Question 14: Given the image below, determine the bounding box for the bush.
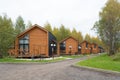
[0,53,3,58]
[113,53,120,61]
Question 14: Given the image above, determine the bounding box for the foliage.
[113,52,120,61]
[71,28,83,43]
[26,20,32,29]
[44,22,52,33]
[91,36,104,47]
[84,33,91,42]
[0,15,15,56]
[59,24,71,41]
[15,16,26,35]
[45,24,84,42]
[93,0,120,55]
[76,54,120,72]
[77,31,83,43]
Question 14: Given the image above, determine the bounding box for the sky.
[0,0,107,37]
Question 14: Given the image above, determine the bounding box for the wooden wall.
[14,27,49,57]
[59,37,78,55]
[65,38,78,54]
[80,41,91,54]
[91,43,99,54]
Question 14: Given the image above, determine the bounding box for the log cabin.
[91,43,99,54]
[58,36,78,55]
[10,24,57,58]
[80,41,91,54]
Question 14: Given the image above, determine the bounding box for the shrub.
[113,52,120,61]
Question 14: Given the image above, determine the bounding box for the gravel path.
[0,55,120,80]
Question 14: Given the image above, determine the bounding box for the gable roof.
[80,40,91,45]
[91,42,98,45]
[59,36,78,43]
[17,24,48,38]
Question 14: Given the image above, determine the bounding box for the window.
[19,34,29,53]
[86,43,88,48]
[94,44,96,48]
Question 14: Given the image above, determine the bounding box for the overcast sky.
[0,0,107,36]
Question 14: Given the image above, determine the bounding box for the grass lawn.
[62,55,83,59]
[0,55,83,63]
[76,54,120,72]
[0,57,66,63]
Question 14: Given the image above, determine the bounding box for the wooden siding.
[59,36,78,55]
[91,43,99,54]
[29,27,48,57]
[80,41,91,54]
[13,25,49,57]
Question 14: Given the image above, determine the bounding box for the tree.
[15,16,25,35]
[93,0,120,55]
[71,28,78,39]
[53,27,60,41]
[0,15,15,56]
[77,31,83,43]
[84,33,91,42]
[26,20,32,29]
[91,36,104,46]
[44,22,52,32]
[59,24,71,41]
[71,28,83,43]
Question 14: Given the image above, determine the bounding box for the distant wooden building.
[91,43,99,54]
[98,46,104,53]
[10,24,57,57]
[58,36,78,55]
[80,41,91,54]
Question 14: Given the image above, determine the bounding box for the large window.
[60,41,66,50]
[19,34,29,53]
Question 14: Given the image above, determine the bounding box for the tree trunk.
[109,36,115,56]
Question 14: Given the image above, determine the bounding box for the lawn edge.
[71,65,120,76]
[0,58,73,64]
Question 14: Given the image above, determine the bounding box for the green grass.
[76,54,120,72]
[62,55,83,59]
[0,57,66,63]
[0,55,83,63]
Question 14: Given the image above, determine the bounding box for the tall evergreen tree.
[77,31,83,43]
[44,22,52,32]
[71,28,78,39]
[59,24,70,41]
[15,16,25,35]
[26,20,32,29]
[84,33,91,42]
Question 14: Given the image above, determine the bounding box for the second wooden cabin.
[91,43,99,54]
[80,41,91,54]
[58,36,78,55]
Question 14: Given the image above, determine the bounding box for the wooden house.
[11,24,57,57]
[80,41,91,54]
[58,36,78,55]
[98,46,104,53]
[91,43,99,54]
